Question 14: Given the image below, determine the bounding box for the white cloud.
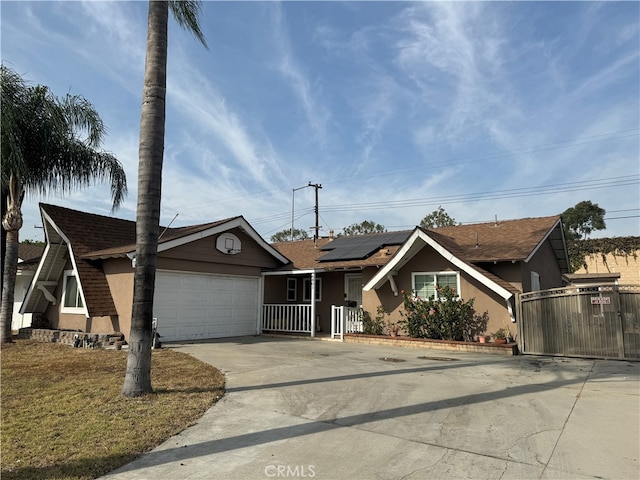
[165,61,287,192]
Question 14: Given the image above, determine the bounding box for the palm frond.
[169,0,208,49]
[1,65,127,211]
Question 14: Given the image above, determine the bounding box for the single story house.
[20,203,288,342]
[19,203,569,343]
[266,216,569,337]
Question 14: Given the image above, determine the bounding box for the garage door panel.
[159,326,178,339]
[177,325,208,338]
[206,323,232,335]
[154,272,259,342]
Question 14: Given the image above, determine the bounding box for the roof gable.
[363,228,517,300]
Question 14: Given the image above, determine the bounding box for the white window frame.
[286,278,297,302]
[411,272,460,300]
[303,277,322,302]
[61,270,84,314]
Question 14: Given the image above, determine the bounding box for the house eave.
[524,218,570,273]
[262,269,325,276]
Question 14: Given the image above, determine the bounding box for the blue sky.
[2,1,639,242]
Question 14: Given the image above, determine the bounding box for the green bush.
[399,287,488,341]
[361,308,385,335]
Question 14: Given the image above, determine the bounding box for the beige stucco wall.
[479,262,523,293]
[575,251,640,285]
[159,228,282,273]
[362,244,512,336]
[103,257,134,336]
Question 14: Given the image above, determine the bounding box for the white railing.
[331,306,363,340]
[262,304,312,333]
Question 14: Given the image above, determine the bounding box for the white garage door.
[154,271,260,342]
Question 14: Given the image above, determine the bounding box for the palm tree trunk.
[122,0,169,397]
[0,176,24,345]
[1,191,6,315]
[0,229,19,344]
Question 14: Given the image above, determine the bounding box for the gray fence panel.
[518,285,640,360]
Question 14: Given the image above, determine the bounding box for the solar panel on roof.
[318,231,411,262]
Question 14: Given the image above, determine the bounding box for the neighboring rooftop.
[18,243,45,271]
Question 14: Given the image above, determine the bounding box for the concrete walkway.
[103,336,639,480]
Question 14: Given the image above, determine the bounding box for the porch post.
[310,270,316,337]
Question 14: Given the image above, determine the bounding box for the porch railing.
[262,304,312,333]
[331,306,363,340]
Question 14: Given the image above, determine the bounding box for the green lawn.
[1,340,225,480]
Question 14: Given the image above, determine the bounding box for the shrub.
[361,308,384,335]
[399,287,488,341]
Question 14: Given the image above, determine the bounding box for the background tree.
[0,66,127,345]
[123,0,207,397]
[420,206,458,229]
[561,200,606,241]
[340,220,386,237]
[271,228,309,243]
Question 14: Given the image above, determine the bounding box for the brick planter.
[344,333,519,355]
[18,328,125,348]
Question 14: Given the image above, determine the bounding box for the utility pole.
[308,182,322,243]
[291,183,312,241]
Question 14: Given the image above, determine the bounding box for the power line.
[165,128,639,217]
[320,175,639,213]
[604,215,640,221]
[250,175,638,223]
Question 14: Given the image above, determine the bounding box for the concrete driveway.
[103,336,639,480]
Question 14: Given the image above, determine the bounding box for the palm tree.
[122,1,207,397]
[0,65,128,344]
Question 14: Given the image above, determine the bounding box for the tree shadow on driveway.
[107,360,596,475]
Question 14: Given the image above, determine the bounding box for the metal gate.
[517,285,640,360]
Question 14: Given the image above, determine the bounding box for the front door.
[345,274,363,308]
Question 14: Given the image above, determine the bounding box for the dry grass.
[1,340,225,480]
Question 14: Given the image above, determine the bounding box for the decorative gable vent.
[216,232,242,255]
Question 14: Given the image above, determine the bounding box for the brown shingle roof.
[273,237,403,270]
[274,216,563,278]
[427,215,562,262]
[83,218,238,259]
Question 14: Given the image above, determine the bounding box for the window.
[531,271,540,292]
[61,270,84,313]
[303,278,322,302]
[287,278,297,302]
[412,272,460,300]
